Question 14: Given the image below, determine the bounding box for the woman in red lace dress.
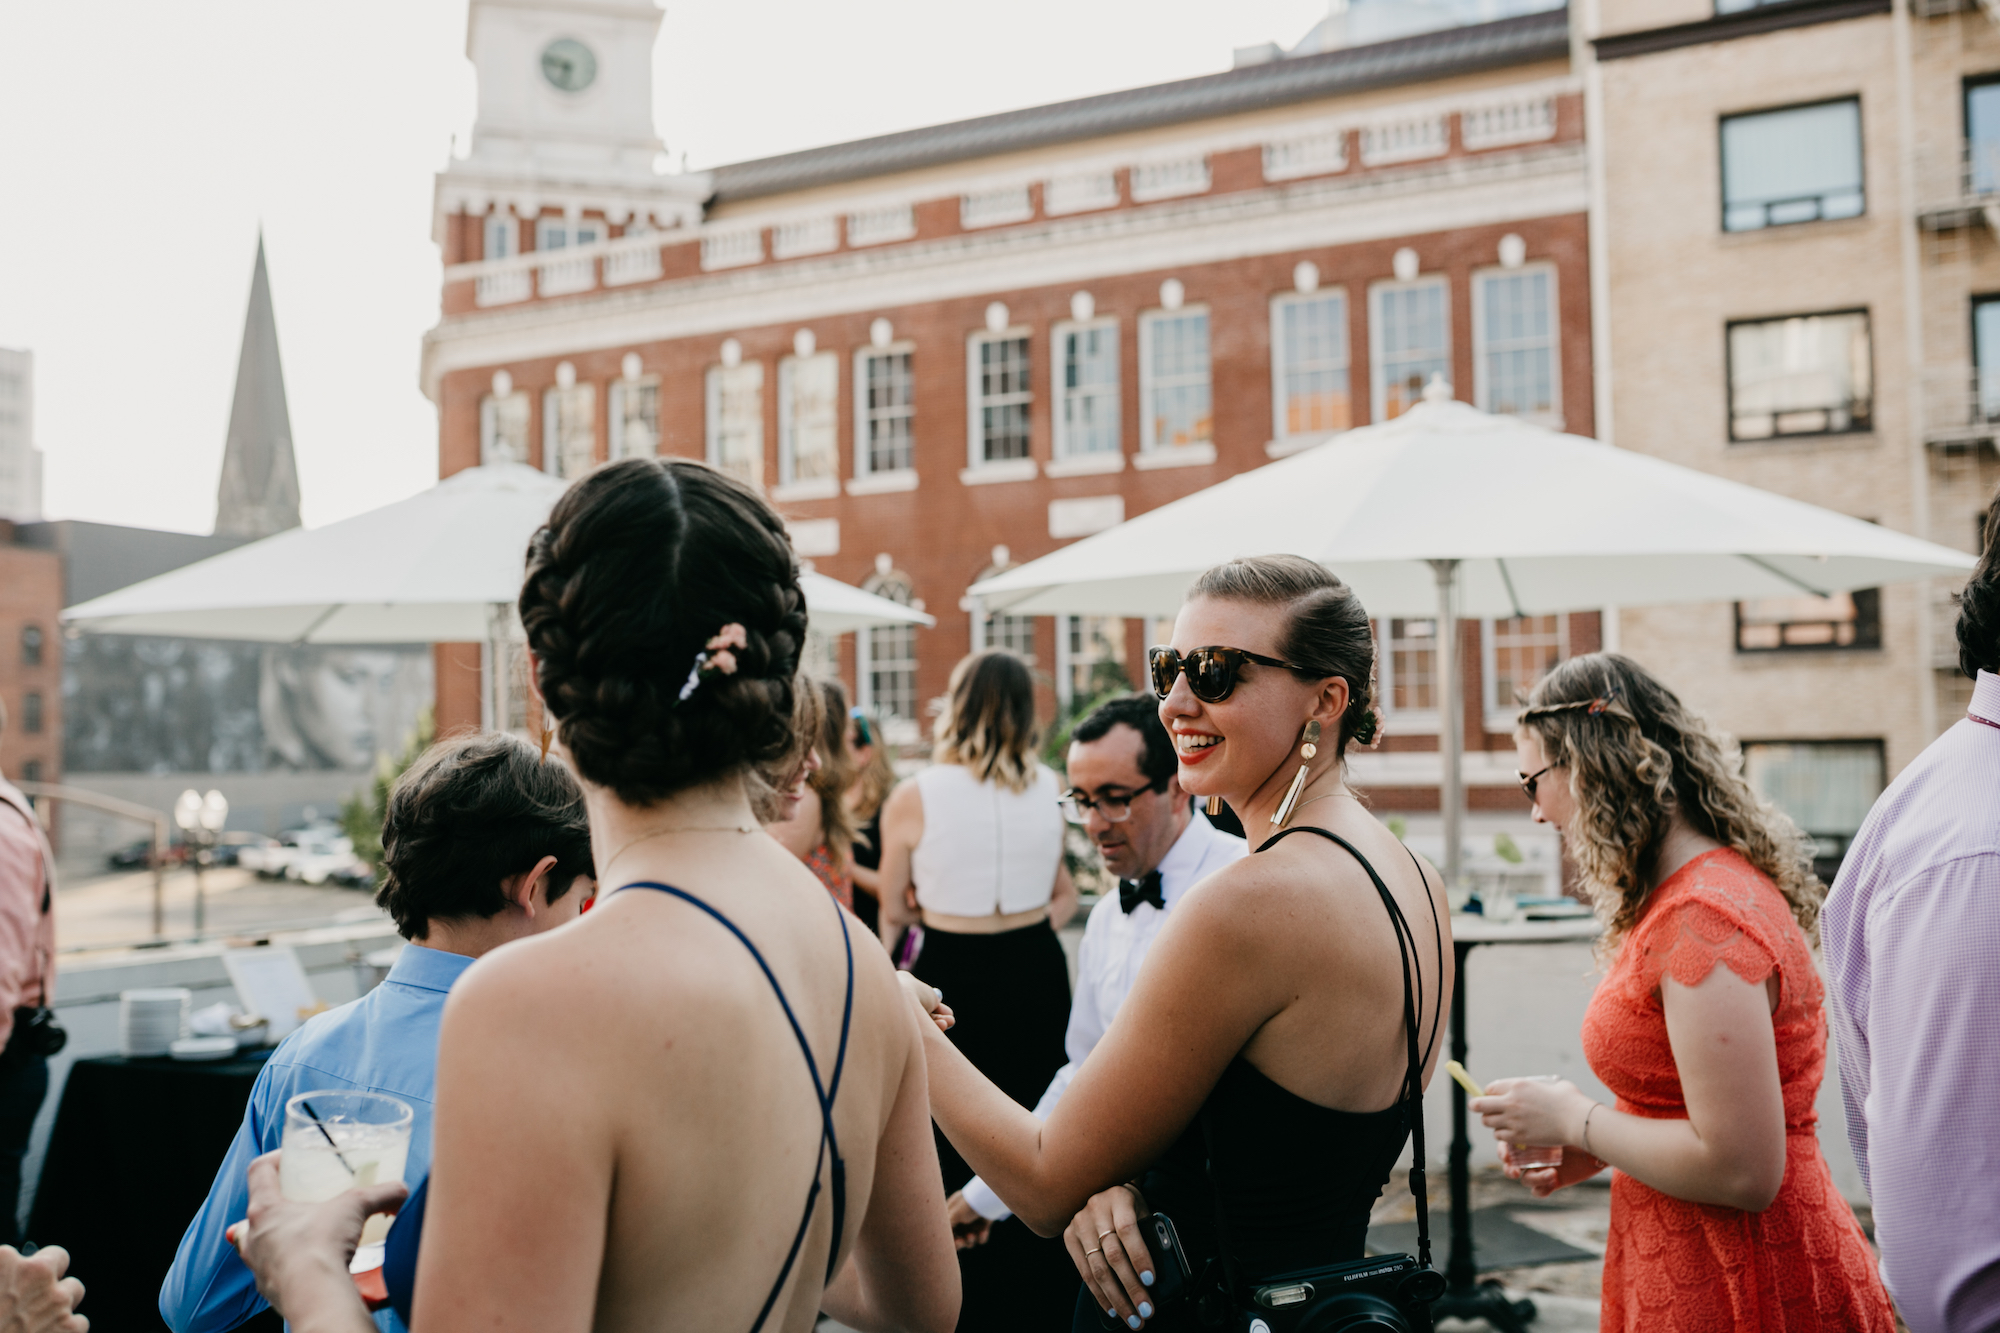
[1472,654,1893,1332]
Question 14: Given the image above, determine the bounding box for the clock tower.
[434,0,706,249]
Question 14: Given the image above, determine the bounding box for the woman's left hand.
[1063,1184,1154,1330]
[895,971,954,1032]
[226,1151,407,1325]
[1470,1076,1591,1151]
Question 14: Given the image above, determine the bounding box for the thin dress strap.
[618,881,856,1332]
[1252,824,1443,1271]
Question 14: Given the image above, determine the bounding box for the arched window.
[20,625,41,667]
[859,565,918,743]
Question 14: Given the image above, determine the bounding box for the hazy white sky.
[0,0,1327,533]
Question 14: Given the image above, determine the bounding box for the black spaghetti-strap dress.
[1072,827,1442,1332]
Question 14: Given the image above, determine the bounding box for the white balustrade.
[1045,172,1120,215]
[1361,115,1448,166]
[1263,130,1349,181]
[1461,97,1558,150]
[604,241,663,286]
[847,204,916,246]
[701,228,765,271]
[961,186,1034,229]
[773,216,839,258]
[1130,156,1211,202]
[538,253,596,297]
[475,270,533,307]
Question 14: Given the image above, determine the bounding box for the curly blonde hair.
[1517,653,1821,952]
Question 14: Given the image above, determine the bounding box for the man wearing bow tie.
[951,693,1247,1239]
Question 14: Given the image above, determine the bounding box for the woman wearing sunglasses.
[1471,654,1893,1332]
[901,555,1450,1331]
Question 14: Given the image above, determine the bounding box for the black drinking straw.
[296,1098,359,1179]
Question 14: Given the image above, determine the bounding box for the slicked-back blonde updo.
[1518,652,1821,952]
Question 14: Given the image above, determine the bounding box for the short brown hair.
[375,732,594,940]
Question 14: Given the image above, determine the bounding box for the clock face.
[540,37,597,93]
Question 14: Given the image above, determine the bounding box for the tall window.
[858,347,915,476]
[986,613,1036,661]
[1720,99,1864,233]
[1485,615,1566,717]
[1271,291,1350,446]
[1378,619,1440,716]
[543,383,596,479]
[479,391,529,466]
[1736,590,1881,651]
[20,625,41,667]
[1056,321,1121,459]
[1060,615,1127,706]
[535,217,604,250]
[1371,278,1450,422]
[607,377,659,460]
[483,214,516,261]
[1968,78,2000,196]
[1977,296,2000,421]
[1474,267,1559,424]
[1742,740,1883,877]
[779,352,839,488]
[1727,310,1872,440]
[21,693,41,734]
[706,361,765,488]
[1140,310,1212,452]
[859,570,919,741]
[970,333,1032,465]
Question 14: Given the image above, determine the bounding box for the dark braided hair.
[519,458,809,806]
[1957,486,2000,678]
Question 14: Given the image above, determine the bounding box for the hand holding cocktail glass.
[226,1091,413,1315]
[1461,1062,1606,1193]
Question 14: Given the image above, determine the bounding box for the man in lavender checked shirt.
[949,695,1246,1239]
[1823,493,2000,1333]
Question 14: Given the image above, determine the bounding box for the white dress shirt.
[961,810,1249,1221]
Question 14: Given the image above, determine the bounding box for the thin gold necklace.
[1277,790,1353,827]
[599,822,759,881]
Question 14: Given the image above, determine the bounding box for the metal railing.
[1919,140,2000,226]
[1919,366,2000,445]
[16,782,171,937]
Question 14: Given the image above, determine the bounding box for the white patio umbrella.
[971,382,1976,882]
[63,463,934,726]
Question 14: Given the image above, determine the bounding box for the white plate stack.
[120,988,192,1058]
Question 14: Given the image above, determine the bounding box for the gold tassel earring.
[539,724,555,764]
[1270,720,1321,829]
[1205,796,1224,817]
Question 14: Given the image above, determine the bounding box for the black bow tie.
[1119,870,1165,915]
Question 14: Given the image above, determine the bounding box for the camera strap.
[1200,826,1444,1293]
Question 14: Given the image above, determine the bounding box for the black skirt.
[912,920,1078,1333]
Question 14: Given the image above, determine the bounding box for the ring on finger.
[1098,1228,1117,1240]
[1085,1246,1102,1257]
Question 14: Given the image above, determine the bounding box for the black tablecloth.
[30,1052,284,1333]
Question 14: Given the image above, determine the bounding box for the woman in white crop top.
[878,650,1079,1332]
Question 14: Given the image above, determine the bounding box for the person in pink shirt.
[0,703,58,1251]
[1823,488,2000,1333]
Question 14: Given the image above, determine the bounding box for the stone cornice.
[419,140,1587,400]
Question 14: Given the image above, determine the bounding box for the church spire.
[214,232,302,538]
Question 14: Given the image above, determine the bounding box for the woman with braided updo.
[1472,652,1893,1332]
[224,458,959,1333]
[898,556,1452,1332]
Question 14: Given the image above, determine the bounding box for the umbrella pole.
[487,603,509,735]
[1429,559,1463,890]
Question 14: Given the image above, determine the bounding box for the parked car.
[106,839,187,871]
[209,831,278,868]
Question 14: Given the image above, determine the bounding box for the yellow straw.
[1445,1060,1484,1098]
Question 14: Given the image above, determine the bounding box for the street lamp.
[174,788,229,940]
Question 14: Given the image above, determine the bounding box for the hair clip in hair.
[1585,687,1620,716]
[677,623,750,704]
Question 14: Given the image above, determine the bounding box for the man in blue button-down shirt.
[161,733,596,1333]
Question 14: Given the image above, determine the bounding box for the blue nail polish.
[1128,1318,1143,1330]
[1139,1302,1155,1319]
[1141,1270,1155,1287]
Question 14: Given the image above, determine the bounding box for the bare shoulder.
[884,777,923,818]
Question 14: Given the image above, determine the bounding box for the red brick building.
[0,525,62,790]
[422,0,1594,831]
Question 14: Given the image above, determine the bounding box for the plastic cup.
[1508,1144,1564,1170]
[280,1090,412,1272]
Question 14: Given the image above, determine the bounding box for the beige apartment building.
[1588,0,1999,874]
